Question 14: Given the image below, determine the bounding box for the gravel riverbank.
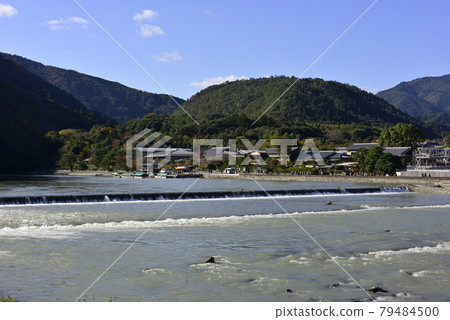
[203,173,450,194]
[54,170,450,194]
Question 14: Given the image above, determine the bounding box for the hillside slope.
[2,53,185,123]
[182,76,424,128]
[0,55,108,173]
[377,74,450,116]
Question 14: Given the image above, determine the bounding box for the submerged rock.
[395,292,409,298]
[367,286,389,293]
[204,257,216,264]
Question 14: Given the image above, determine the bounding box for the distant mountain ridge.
[1,52,185,123]
[376,74,450,116]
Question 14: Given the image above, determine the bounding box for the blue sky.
[1,0,449,99]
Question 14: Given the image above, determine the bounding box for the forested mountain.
[1,52,185,123]
[181,76,423,128]
[377,74,450,116]
[0,55,108,173]
[117,77,440,152]
[417,112,450,133]
[1,49,445,174]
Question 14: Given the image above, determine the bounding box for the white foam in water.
[374,291,418,301]
[362,204,450,210]
[0,225,79,239]
[142,268,169,274]
[247,276,281,286]
[411,270,429,277]
[399,269,444,278]
[289,256,312,265]
[368,241,450,258]
[190,259,249,276]
[0,250,12,256]
[0,207,373,237]
[0,203,447,237]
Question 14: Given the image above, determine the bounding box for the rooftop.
[347,143,378,151]
[383,147,412,157]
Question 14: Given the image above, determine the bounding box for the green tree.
[364,146,384,173]
[353,148,368,172]
[265,157,279,172]
[59,152,76,171]
[375,153,401,175]
[351,127,376,142]
[380,123,424,147]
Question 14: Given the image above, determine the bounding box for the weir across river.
[0,187,408,205]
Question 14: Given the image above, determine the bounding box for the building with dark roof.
[347,143,378,153]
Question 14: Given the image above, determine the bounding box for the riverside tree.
[364,146,384,173]
[375,153,401,175]
[380,123,424,147]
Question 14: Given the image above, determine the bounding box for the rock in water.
[395,292,409,298]
[367,286,389,293]
[205,257,216,264]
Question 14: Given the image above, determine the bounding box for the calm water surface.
[0,175,449,301]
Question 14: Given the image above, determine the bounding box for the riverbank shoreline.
[203,172,449,184]
[53,170,450,194]
[204,173,450,194]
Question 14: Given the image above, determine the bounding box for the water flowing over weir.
[0,187,408,205]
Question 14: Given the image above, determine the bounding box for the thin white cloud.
[190,75,248,89]
[45,17,88,30]
[67,17,88,24]
[139,24,165,38]
[152,50,182,62]
[203,9,214,16]
[133,9,158,22]
[0,3,18,17]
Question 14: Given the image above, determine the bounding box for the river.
[0,175,448,301]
